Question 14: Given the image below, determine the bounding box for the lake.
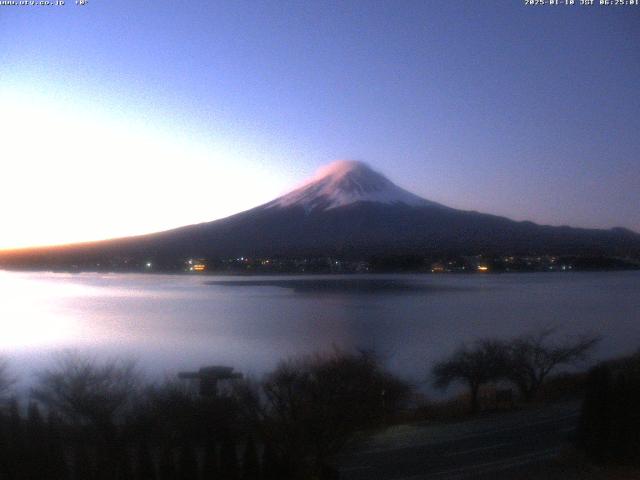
[1,270,639,393]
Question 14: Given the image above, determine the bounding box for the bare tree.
[31,352,140,433]
[505,329,600,402]
[432,340,508,414]
[261,349,409,478]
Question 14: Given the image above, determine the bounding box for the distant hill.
[1,160,639,270]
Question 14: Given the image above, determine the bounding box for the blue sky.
[1,1,639,247]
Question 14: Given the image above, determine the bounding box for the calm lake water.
[1,270,639,392]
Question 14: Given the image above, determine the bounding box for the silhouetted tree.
[135,440,157,480]
[578,364,612,462]
[32,353,140,437]
[134,380,209,447]
[609,357,640,462]
[0,358,14,403]
[219,433,239,480]
[177,442,198,480]
[260,442,282,480]
[241,436,260,480]
[158,446,177,480]
[26,402,48,479]
[433,340,508,414]
[72,443,95,480]
[262,349,409,477]
[32,354,144,479]
[5,398,25,479]
[115,447,134,480]
[578,352,640,464]
[505,329,600,402]
[7,398,22,441]
[46,412,68,480]
[200,440,219,480]
[0,415,9,480]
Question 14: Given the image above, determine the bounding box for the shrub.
[578,351,640,464]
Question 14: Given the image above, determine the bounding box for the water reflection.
[1,271,639,391]
[0,271,82,349]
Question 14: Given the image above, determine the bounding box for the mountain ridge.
[0,160,639,270]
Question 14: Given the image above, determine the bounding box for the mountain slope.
[1,160,639,269]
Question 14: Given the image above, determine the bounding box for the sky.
[1,1,639,249]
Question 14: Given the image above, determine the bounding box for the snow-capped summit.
[267,160,441,212]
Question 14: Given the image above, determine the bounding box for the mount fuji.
[1,160,639,270]
[264,160,441,212]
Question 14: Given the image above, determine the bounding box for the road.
[336,401,581,480]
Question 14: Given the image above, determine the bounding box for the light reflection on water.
[1,270,639,392]
[0,271,84,349]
